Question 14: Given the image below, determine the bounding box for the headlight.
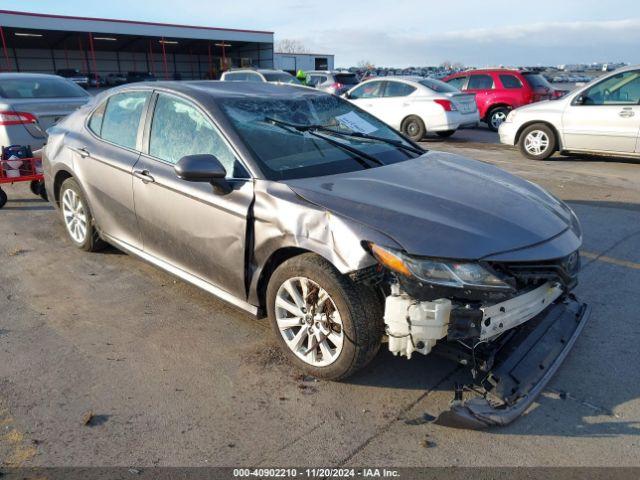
[504,111,516,123]
[368,243,511,290]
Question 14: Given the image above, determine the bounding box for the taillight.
[433,99,457,112]
[0,111,38,126]
[332,82,344,90]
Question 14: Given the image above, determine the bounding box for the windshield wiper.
[320,129,425,156]
[264,117,384,168]
[264,117,424,156]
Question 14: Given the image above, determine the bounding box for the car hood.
[284,151,577,260]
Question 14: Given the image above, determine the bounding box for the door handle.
[69,146,90,158]
[619,109,635,118]
[133,169,155,183]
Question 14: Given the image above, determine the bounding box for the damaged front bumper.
[434,296,590,429]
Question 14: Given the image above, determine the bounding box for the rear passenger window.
[149,93,248,178]
[446,76,467,90]
[467,75,494,90]
[246,73,263,82]
[384,81,416,97]
[500,74,523,89]
[100,91,150,150]
[224,72,246,81]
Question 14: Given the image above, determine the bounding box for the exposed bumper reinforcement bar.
[434,297,590,429]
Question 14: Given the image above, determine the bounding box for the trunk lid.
[7,97,89,137]
[447,92,477,114]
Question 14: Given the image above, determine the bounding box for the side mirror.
[342,91,350,99]
[174,154,231,194]
[573,94,586,105]
[175,154,226,181]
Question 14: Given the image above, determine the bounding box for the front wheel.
[266,253,383,380]
[487,106,510,131]
[518,124,556,160]
[401,115,426,142]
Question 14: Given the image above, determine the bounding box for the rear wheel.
[436,130,456,138]
[401,115,426,142]
[59,178,105,252]
[267,253,383,380]
[487,106,510,131]
[0,188,6,209]
[518,124,556,160]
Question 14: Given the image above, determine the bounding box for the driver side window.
[149,94,248,178]
[580,70,640,105]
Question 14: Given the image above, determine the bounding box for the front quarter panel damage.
[247,180,399,306]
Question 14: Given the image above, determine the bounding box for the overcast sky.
[3,0,640,67]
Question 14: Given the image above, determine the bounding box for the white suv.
[499,65,640,160]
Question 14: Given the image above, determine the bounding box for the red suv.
[443,69,565,131]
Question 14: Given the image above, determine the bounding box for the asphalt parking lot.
[1,127,639,468]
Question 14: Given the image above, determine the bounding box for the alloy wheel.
[406,121,420,137]
[490,110,508,129]
[62,188,88,244]
[275,277,344,367]
[524,130,550,156]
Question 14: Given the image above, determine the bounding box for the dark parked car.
[43,81,588,428]
[56,68,89,88]
[126,71,157,83]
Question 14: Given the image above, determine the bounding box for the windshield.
[219,94,419,180]
[419,78,459,93]
[522,73,553,90]
[263,73,301,84]
[334,73,359,85]
[0,77,89,99]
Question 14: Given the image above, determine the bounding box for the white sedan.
[344,76,479,141]
[499,65,640,160]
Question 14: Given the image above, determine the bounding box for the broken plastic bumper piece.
[434,296,590,429]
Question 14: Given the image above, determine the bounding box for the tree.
[276,39,310,54]
[357,60,375,70]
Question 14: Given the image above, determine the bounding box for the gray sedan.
[0,73,90,151]
[43,81,589,428]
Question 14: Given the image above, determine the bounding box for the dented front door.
[132,154,253,299]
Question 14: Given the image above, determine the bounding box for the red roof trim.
[274,52,334,57]
[0,10,274,35]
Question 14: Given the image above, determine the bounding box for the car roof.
[451,68,521,76]
[224,69,289,74]
[0,72,74,79]
[106,80,323,101]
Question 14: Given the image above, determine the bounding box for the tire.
[30,180,48,201]
[436,130,456,138]
[487,106,510,131]
[0,188,6,209]
[266,253,384,380]
[401,115,426,142]
[518,123,557,160]
[59,178,105,252]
